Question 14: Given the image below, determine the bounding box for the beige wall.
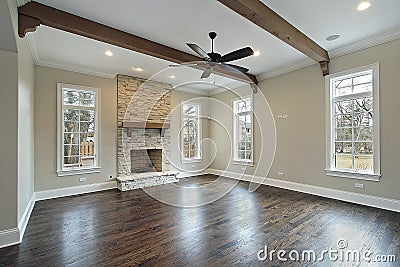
[209,86,276,177]
[169,90,211,173]
[0,50,19,231]
[210,39,400,200]
[34,66,117,191]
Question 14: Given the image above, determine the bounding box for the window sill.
[57,167,101,177]
[233,160,254,167]
[182,158,202,164]
[325,169,380,182]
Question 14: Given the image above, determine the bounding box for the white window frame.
[57,83,101,176]
[181,102,201,162]
[325,63,380,181]
[233,95,254,165]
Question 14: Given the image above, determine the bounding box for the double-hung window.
[233,96,253,164]
[181,103,201,161]
[326,64,380,180]
[57,83,100,176]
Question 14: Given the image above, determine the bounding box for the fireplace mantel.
[122,121,170,129]
[122,121,170,137]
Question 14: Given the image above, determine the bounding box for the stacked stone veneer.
[117,75,173,179]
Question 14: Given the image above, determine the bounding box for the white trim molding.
[257,26,400,82]
[18,195,35,241]
[17,0,31,7]
[35,181,117,201]
[325,63,380,181]
[0,195,35,248]
[176,170,208,179]
[329,27,400,59]
[257,58,315,81]
[0,228,20,249]
[207,169,400,213]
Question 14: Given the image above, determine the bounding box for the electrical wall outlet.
[79,177,87,182]
[355,183,364,189]
[278,172,284,177]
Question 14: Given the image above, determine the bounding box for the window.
[233,96,253,163]
[326,64,380,180]
[57,83,100,176]
[181,103,201,161]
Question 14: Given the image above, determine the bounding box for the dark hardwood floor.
[0,175,399,266]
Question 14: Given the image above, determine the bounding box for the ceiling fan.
[172,32,254,79]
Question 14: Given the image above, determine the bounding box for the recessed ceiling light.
[326,34,340,41]
[169,75,176,79]
[357,1,371,11]
[253,50,261,57]
[105,50,113,57]
[134,67,143,72]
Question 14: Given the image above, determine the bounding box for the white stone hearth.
[117,171,179,191]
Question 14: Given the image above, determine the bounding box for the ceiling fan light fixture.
[357,1,371,11]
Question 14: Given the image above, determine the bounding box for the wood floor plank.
[0,175,398,266]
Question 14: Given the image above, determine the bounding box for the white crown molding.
[256,58,315,81]
[27,32,116,79]
[35,59,117,79]
[329,26,400,59]
[173,86,210,96]
[208,87,227,96]
[257,26,400,82]
[26,32,40,63]
[206,169,400,213]
[27,24,400,86]
[208,81,251,96]
[17,0,31,7]
[35,181,117,201]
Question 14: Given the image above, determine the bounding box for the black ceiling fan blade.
[187,43,210,59]
[201,66,214,79]
[224,63,249,73]
[220,47,254,63]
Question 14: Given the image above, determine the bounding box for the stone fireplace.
[116,75,178,191]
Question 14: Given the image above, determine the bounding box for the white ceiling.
[26,0,400,91]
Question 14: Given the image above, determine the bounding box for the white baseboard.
[18,195,35,241]
[0,195,35,249]
[177,170,209,179]
[35,180,117,201]
[0,228,20,249]
[207,169,400,213]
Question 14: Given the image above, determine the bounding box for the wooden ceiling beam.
[217,0,330,76]
[18,1,258,85]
